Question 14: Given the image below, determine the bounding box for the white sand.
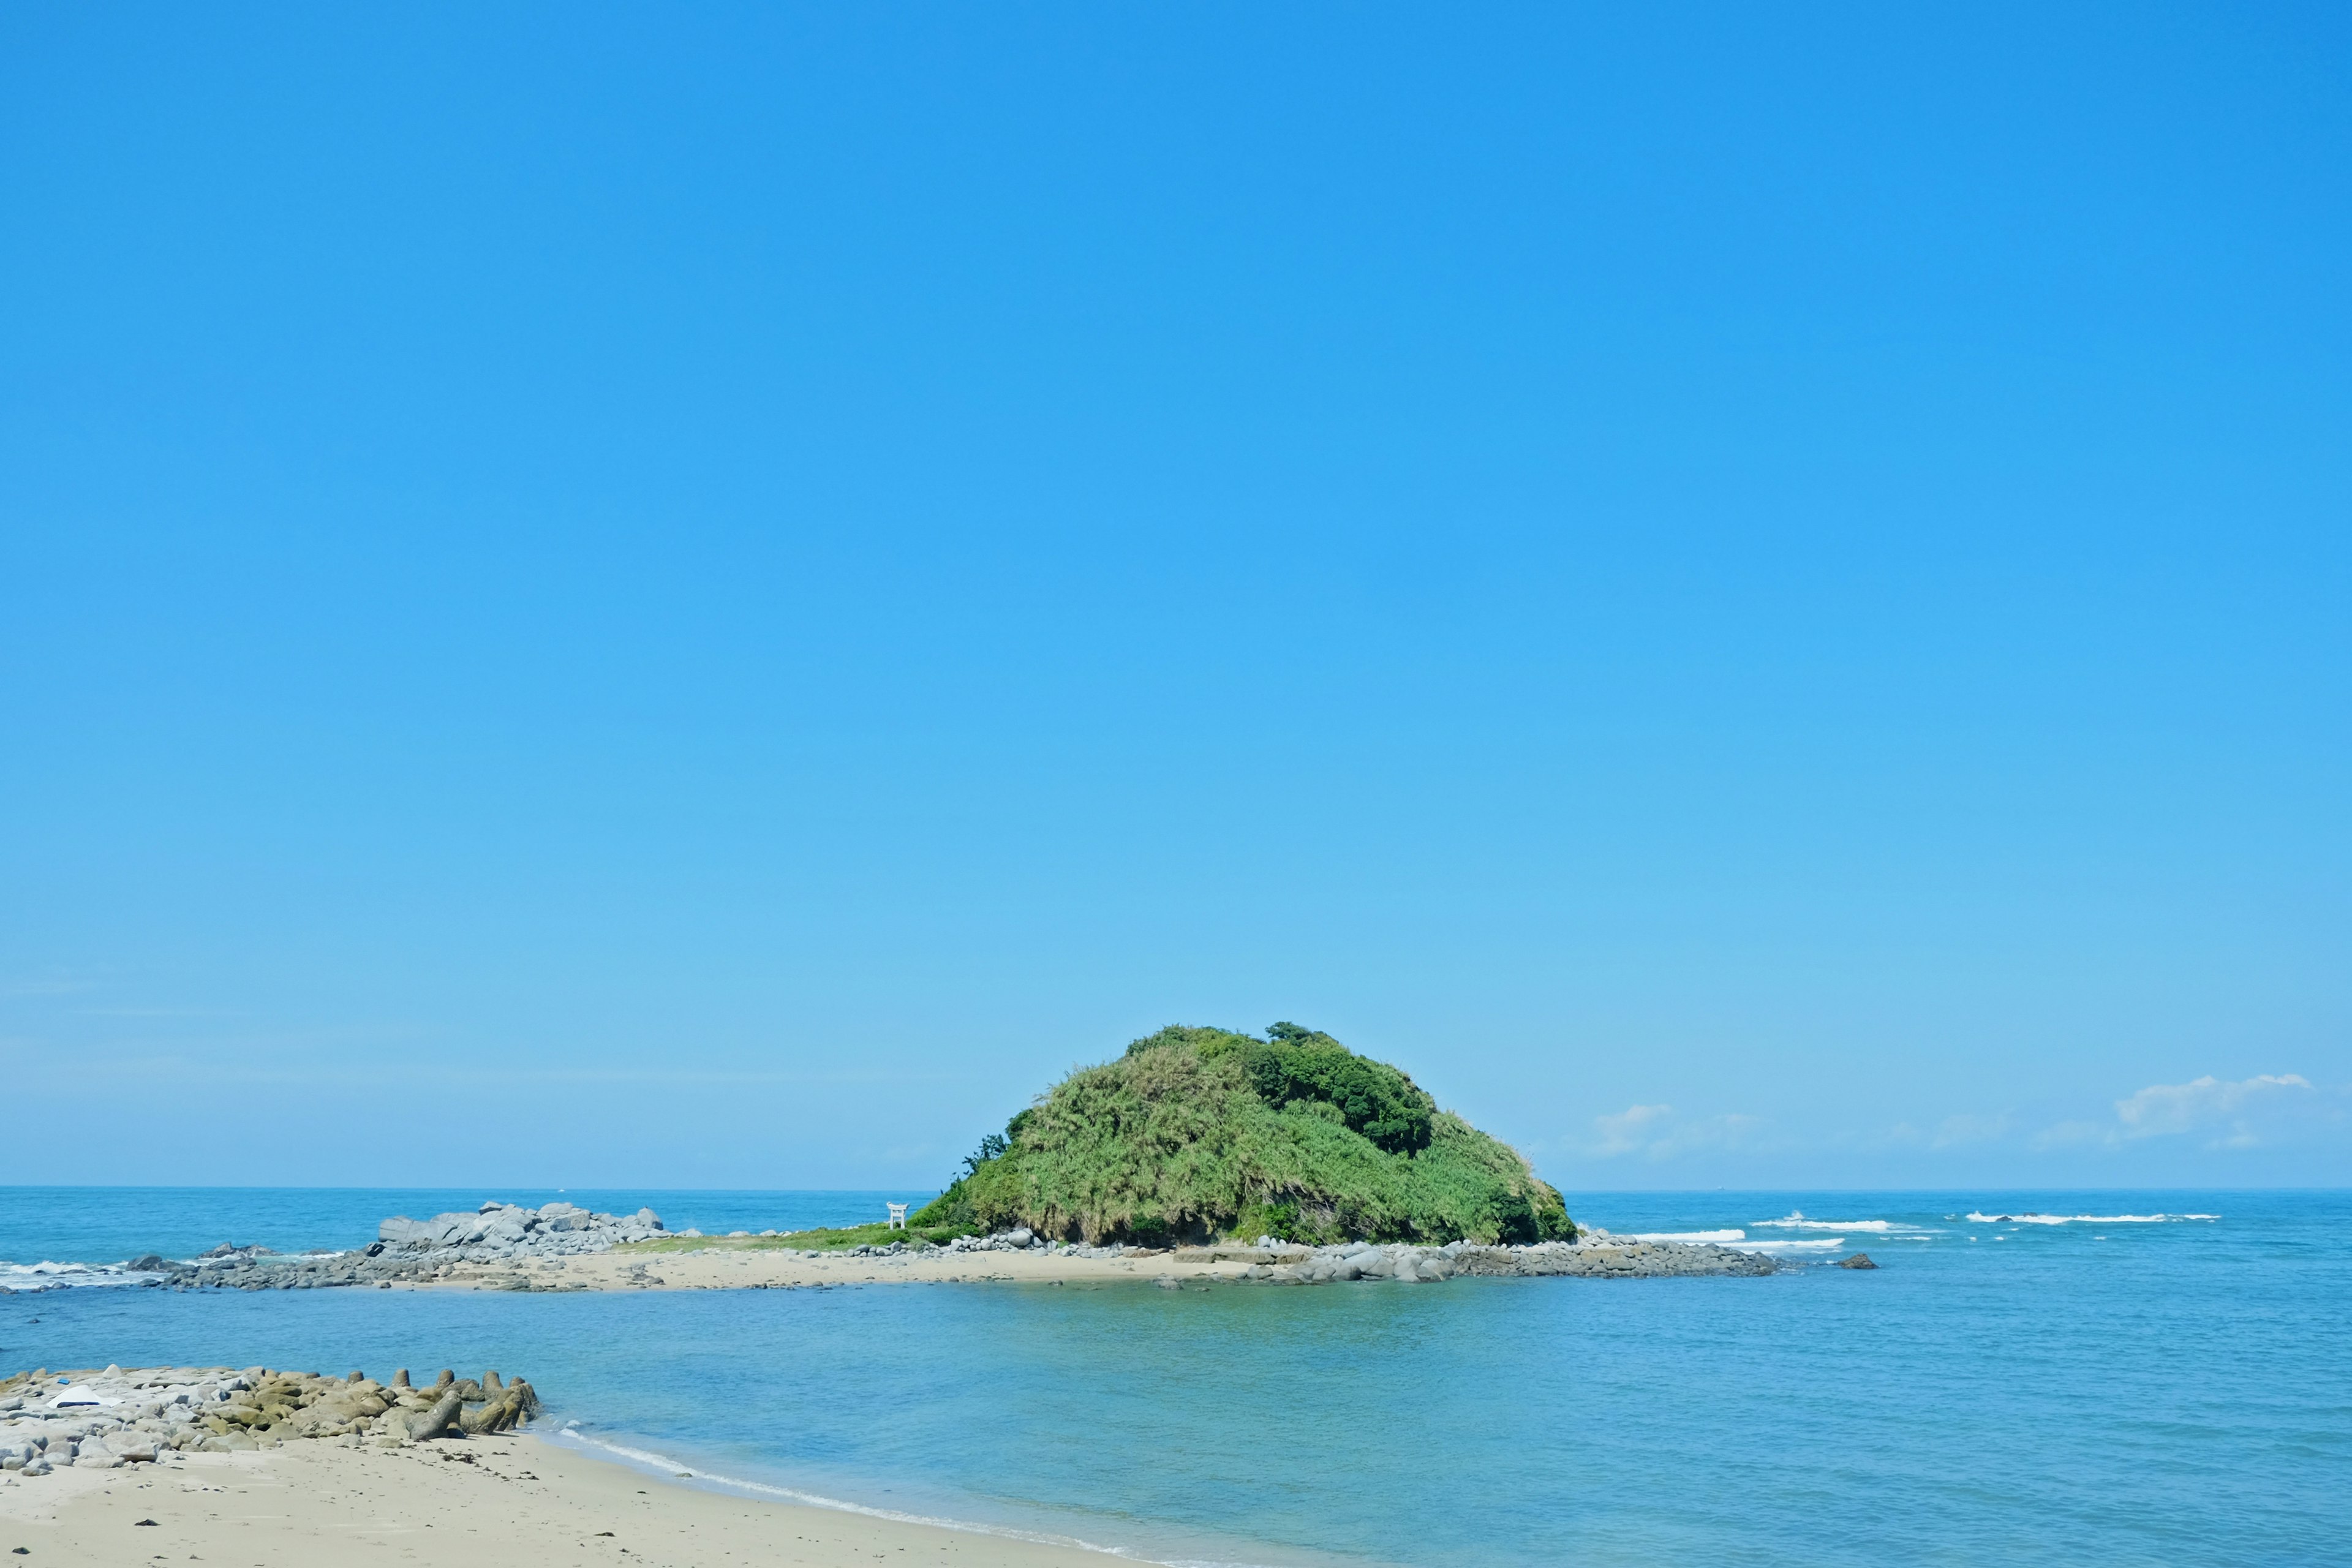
[1,1430,1129,1567]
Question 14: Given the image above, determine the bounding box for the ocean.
[4,1188,2345,1567]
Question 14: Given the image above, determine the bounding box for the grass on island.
[619,1022,1574,1254]
[616,1219,976,1255]
[905,1022,1577,1249]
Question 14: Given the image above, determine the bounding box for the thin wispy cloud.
[1874,1111,2018,1151]
[2038,1072,2331,1152]
[1578,1103,1763,1161]
[1564,1072,2337,1169]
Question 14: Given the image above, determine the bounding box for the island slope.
[914,1023,1576,1246]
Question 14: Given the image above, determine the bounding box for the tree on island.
[911,1023,1575,1248]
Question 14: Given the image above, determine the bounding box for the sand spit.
[426,1229,1774,1293]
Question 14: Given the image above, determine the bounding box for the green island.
[632,1023,1574,1254]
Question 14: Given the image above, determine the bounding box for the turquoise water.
[4,1189,2345,1567]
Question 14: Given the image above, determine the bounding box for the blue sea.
[4,1188,2345,1567]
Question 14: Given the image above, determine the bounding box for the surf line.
[548,1427,1297,1568]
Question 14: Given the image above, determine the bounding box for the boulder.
[458,1389,527,1434]
[396,1389,464,1441]
[1836,1253,1878,1270]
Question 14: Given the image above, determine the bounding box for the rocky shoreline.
[794,1225,1777,1284]
[1186,1230,1777,1284]
[9,1204,1790,1295]
[68,1199,670,1293]
[0,1362,538,1480]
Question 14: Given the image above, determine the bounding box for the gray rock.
[395,1388,464,1441]
[102,1432,156,1462]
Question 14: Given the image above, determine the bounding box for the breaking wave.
[1964,1212,2219,1225]
[1732,1237,1852,1255]
[0,1260,169,1292]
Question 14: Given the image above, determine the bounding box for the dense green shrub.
[945,1023,1574,1246]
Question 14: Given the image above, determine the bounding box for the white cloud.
[1578,1103,1762,1161]
[1586,1103,1675,1157]
[2032,1072,2331,1152]
[2111,1073,2318,1150]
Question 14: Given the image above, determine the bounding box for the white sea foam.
[551,1429,1294,1567]
[1752,1213,1904,1232]
[1730,1237,1850,1255]
[1964,1212,2219,1225]
[1630,1230,1745,1243]
[0,1260,166,1292]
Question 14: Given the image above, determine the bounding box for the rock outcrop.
[62,1200,673,1294]
[0,1362,541,1478]
[372,1200,664,1261]
[1204,1230,1777,1284]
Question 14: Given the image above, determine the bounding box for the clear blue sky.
[4,5,2346,1191]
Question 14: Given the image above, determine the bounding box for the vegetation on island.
[622,1219,966,1254]
[909,1022,1575,1247]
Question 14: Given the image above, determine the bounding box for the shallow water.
[4,1189,2345,1567]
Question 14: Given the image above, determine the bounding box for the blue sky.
[4,4,2347,1190]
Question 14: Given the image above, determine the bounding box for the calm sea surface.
[4,1188,2345,1567]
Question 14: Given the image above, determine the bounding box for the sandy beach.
[0,1429,1128,1568]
